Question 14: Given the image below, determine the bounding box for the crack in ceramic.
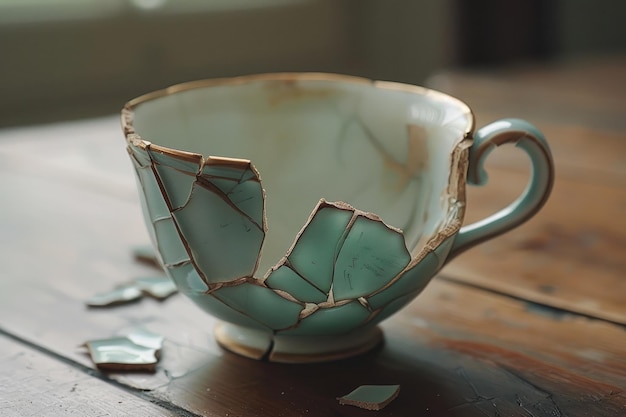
[129,141,443,336]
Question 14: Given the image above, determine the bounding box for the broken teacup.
[121,74,553,363]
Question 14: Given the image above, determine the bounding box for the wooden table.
[1,57,625,416]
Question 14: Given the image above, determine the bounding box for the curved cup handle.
[448,118,555,260]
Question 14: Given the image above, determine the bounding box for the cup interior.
[128,75,473,274]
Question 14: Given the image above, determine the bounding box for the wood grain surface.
[1,57,625,416]
[0,335,177,417]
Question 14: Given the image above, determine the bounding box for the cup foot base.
[214,323,383,363]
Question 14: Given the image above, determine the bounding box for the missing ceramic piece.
[85,276,177,307]
[337,384,401,411]
[132,244,161,268]
[85,284,142,307]
[83,329,164,372]
[135,276,178,299]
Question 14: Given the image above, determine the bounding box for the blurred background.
[1,0,625,127]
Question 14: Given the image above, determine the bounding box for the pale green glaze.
[366,250,439,310]
[212,283,303,330]
[123,74,554,362]
[281,301,370,336]
[286,205,353,293]
[332,216,411,301]
[265,265,328,304]
[166,262,207,294]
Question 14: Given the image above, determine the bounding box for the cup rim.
[121,72,476,263]
[121,72,475,156]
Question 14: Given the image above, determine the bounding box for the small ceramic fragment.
[85,284,142,307]
[132,244,161,268]
[85,276,177,307]
[83,336,161,372]
[337,385,400,411]
[135,276,178,300]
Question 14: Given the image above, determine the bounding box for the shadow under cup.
[122,74,476,362]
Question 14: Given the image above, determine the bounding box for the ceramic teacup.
[121,73,554,363]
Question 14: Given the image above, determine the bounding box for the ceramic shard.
[197,163,265,230]
[153,217,190,266]
[132,244,161,269]
[332,216,411,301]
[265,265,327,304]
[85,276,177,307]
[202,292,273,330]
[127,142,151,168]
[148,148,201,174]
[280,301,370,336]
[286,203,353,293]
[366,251,439,310]
[85,284,142,307]
[83,335,162,372]
[134,276,178,300]
[173,183,264,283]
[135,164,171,223]
[151,157,266,284]
[337,385,400,411]
[152,164,196,210]
[167,261,209,293]
[212,282,303,330]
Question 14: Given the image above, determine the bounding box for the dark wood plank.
[0,334,177,417]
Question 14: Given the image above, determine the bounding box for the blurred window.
[0,0,306,24]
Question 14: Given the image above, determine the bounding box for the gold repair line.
[193,176,265,233]
[207,291,275,331]
[148,161,212,287]
[328,210,359,304]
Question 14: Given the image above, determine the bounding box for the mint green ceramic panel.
[202,164,248,182]
[332,217,411,301]
[366,251,439,310]
[213,283,302,330]
[132,167,158,248]
[198,163,264,230]
[221,179,265,228]
[172,184,264,283]
[240,168,258,182]
[153,217,189,266]
[152,164,195,210]
[135,165,170,223]
[265,265,328,303]
[281,301,370,336]
[186,292,271,331]
[206,177,238,195]
[167,261,208,294]
[288,206,353,293]
[148,149,200,174]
